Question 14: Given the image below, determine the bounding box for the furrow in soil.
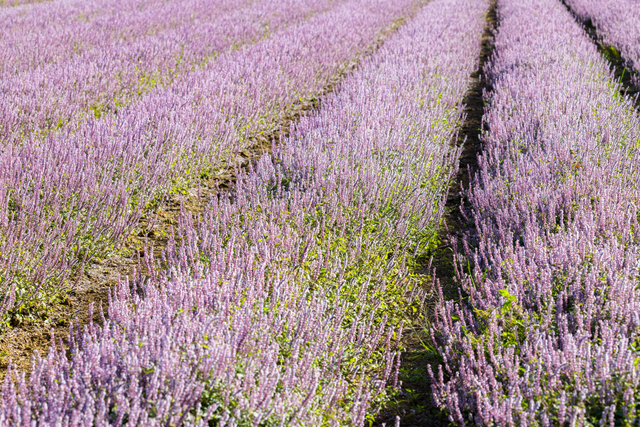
[373,1,497,425]
[0,1,427,380]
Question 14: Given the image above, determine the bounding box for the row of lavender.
[1,0,339,143]
[565,0,640,87]
[1,0,239,74]
[0,0,416,323]
[0,0,44,6]
[431,0,640,424]
[0,0,489,424]
[0,0,252,74]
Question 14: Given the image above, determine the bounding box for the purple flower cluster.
[1,0,489,423]
[565,0,640,85]
[0,0,339,143]
[0,0,415,321]
[430,0,640,424]
[0,0,42,6]
[0,0,249,76]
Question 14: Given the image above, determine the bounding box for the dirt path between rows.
[374,2,640,424]
[561,0,639,106]
[0,2,427,382]
[373,2,497,425]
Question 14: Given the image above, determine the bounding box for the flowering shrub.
[0,0,489,424]
[0,0,417,324]
[430,0,640,424]
[565,0,640,86]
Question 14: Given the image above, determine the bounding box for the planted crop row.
[0,0,251,75]
[1,0,341,142]
[0,0,416,325]
[564,0,640,86]
[430,0,640,424]
[0,0,49,6]
[0,0,490,424]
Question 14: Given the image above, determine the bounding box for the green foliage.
[0,273,68,330]
[602,45,622,63]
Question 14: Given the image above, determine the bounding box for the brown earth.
[375,2,640,424]
[0,2,426,383]
[373,1,497,425]
[561,0,639,105]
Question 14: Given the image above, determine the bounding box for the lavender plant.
[0,0,40,5]
[0,0,417,325]
[0,0,341,143]
[0,0,489,423]
[565,0,640,86]
[430,0,640,424]
[0,0,252,75]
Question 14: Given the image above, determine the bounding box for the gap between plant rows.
[0,0,428,381]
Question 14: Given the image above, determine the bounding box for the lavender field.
[1,0,639,425]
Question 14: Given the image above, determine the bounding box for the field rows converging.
[0,0,253,73]
[564,0,640,88]
[0,0,491,424]
[4,0,640,424]
[1,0,341,143]
[430,0,640,424]
[0,0,419,327]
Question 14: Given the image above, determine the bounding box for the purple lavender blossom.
[430,0,640,424]
[0,0,340,143]
[1,0,489,423]
[0,0,416,321]
[565,0,640,86]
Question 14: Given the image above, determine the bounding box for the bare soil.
[561,0,639,105]
[0,4,424,382]
[373,2,497,425]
